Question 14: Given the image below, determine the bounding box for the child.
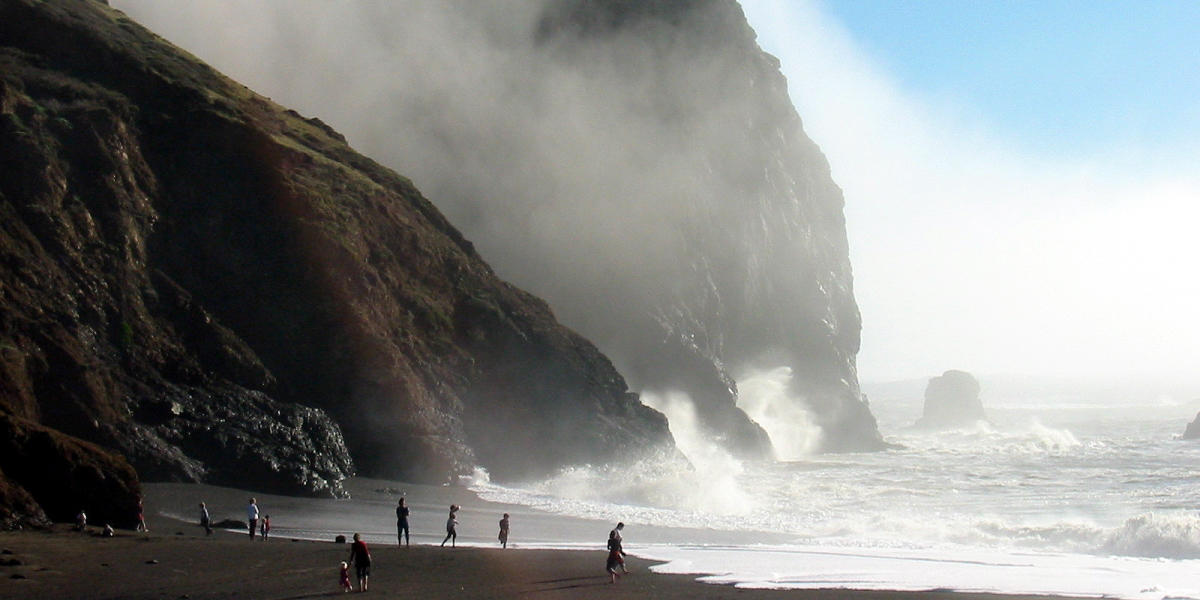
[260,514,271,540]
[498,513,510,548]
[339,561,351,592]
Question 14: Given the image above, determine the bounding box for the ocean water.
[464,372,1200,599]
[149,374,1200,599]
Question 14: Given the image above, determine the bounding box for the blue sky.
[742,0,1200,384]
[818,0,1200,157]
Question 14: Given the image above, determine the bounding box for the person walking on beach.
[498,513,510,548]
[247,498,259,539]
[260,514,271,540]
[74,509,87,532]
[608,522,629,575]
[396,498,410,547]
[606,529,627,583]
[348,533,372,592]
[441,504,459,547]
[339,560,352,592]
[199,502,212,535]
[135,496,148,532]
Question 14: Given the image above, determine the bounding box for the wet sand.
[0,481,1071,600]
[0,524,1070,600]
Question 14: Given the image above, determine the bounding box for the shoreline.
[0,525,1071,600]
[0,480,1076,600]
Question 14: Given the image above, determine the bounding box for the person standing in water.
[498,513,510,548]
[396,498,410,547]
[441,504,459,547]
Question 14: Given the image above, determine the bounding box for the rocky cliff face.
[247,0,880,456]
[0,0,673,523]
[531,0,881,454]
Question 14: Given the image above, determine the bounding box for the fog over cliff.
[114,0,882,455]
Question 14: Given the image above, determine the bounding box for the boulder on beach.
[914,370,987,430]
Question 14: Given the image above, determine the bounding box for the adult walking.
[396,498,410,547]
[498,513,510,548]
[348,532,372,592]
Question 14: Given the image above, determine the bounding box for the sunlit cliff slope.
[0,0,672,525]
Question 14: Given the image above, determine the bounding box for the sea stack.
[1183,412,1200,439]
[915,370,987,429]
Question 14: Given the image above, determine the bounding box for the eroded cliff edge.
[0,0,672,524]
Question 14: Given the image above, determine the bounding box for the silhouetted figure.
[441,504,459,547]
[498,513,510,548]
[606,529,627,583]
[199,502,212,535]
[135,496,148,532]
[260,514,270,540]
[396,498,410,547]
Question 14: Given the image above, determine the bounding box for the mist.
[111,0,874,456]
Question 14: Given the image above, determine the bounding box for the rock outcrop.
[0,412,139,529]
[0,0,674,522]
[1183,412,1200,439]
[153,0,882,456]
[915,370,986,429]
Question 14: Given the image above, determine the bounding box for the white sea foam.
[465,390,1200,597]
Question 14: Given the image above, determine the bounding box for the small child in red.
[339,561,351,592]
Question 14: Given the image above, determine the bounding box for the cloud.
[742,0,1200,383]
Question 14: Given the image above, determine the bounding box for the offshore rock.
[915,370,987,429]
[1183,412,1200,439]
[0,0,674,523]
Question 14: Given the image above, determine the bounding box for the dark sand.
[0,482,1071,599]
[0,523,1068,600]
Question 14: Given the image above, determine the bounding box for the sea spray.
[640,390,756,515]
[735,366,823,461]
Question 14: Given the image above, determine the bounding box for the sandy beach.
[0,479,1072,600]
[0,523,1073,600]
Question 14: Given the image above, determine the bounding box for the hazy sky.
[742,0,1200,384]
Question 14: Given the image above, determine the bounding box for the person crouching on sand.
[348,533,371,592]
[441,504,459,547]
[339,561,352,592]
